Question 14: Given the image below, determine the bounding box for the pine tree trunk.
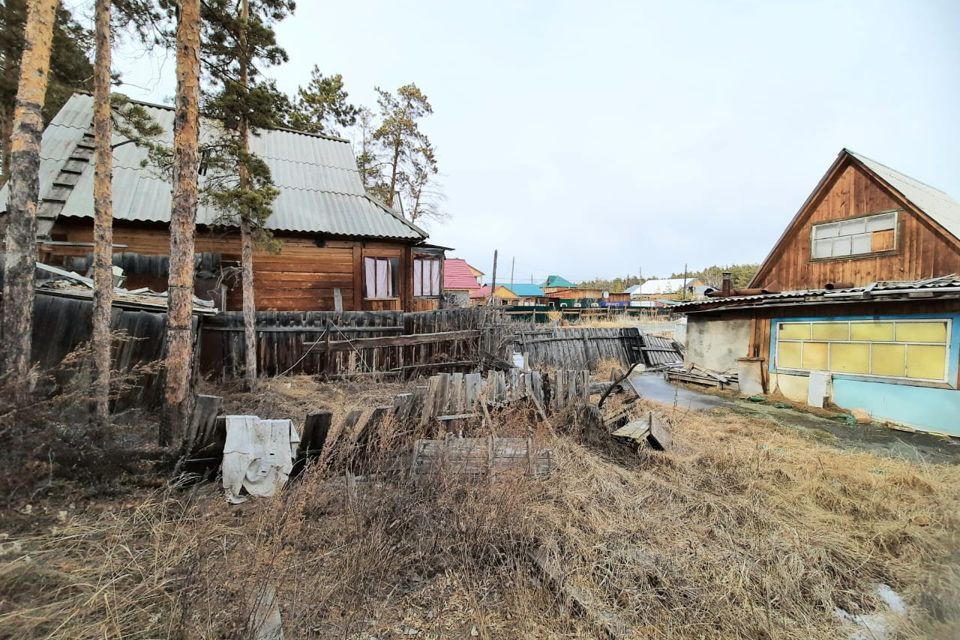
[91,0,113,425]
[238,0,257,389]
[1,0,57,403]
[160,0,201,446]
[240,218,257,388]
[387,140,401,207]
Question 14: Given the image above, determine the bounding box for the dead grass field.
[1,376,959,639]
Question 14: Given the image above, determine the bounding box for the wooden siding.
[44,219,426,312]
[753,163,960,290]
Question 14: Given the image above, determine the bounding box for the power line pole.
[489,249,498,305]
[510,256,515,287]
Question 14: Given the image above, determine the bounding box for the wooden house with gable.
[1,93,445,313]
[676,149,960,435]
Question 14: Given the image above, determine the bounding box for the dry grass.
[1,384,959,638]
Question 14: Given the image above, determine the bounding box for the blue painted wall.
[831,379,960,436]
[769,312,960,436]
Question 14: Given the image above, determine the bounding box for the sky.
[106,0,960,284]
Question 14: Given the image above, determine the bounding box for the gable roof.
[638,278,690,295]
[848,150,960,241]
[750,148,960,287]
[504,283,544,297]
[443,258,481,290]
[544,274,574,288]
[1,93,426,241]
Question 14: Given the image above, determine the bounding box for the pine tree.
[1,0,58,403]
[160,0,202,446]
[286,67,359,136]
[201,0,293,389]
[372,83,433,210]
[0,0,94,177]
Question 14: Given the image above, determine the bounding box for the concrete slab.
[628,372,730,411]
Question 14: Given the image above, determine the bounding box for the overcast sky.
[108,0,960,284]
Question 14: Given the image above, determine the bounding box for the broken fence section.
[513,326,683,371]
[200,307,512,380]
[410,436,553,477]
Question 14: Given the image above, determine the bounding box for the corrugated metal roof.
[639,278,689,295]
[675,275,960,312]
[443,258,481,290]
[3,93,426,241]
[544,275,574,288]
[505,283,544,297]
[849,149,960,242]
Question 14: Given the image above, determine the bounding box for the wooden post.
[489,249,498,305]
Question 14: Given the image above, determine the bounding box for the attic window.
[811,211,897,259]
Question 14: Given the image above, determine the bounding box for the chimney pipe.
[721,272,733,296]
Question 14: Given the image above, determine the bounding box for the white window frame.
[810,210,898,260]
[413,257,442,297]
[363,256,399,300]
[775,318,952,384]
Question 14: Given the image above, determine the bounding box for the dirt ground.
[1,374,959,639]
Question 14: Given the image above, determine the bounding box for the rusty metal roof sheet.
[675,275,960,313]
[3,93,426,241]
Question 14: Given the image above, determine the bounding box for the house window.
[413,257,441,296]
[363,257,399,299]
[811,211,897,259]
[775,318,951,383]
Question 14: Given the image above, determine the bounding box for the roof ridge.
[845,148,956,200]
[69,91,352,144]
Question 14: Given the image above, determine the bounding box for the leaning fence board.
[410,436,553,477]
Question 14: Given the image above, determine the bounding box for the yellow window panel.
[895,322,948,344]
[906,345,947,380]
[802,342,828,370]
[778,323,810,340]
[850,322,895,341]
[830,343,870,374]
[872,344,906,377]
[777,342,802,369]
[812,322,849,340]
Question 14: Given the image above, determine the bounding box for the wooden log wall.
[46,219,439,313]
[200,307,512,380]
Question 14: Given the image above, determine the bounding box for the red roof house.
[443,258,483,291]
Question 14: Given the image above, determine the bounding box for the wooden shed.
[2,93,444,313]
[678,149,960,436]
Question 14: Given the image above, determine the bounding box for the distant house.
[543,274,575,293]
[676,149,960,436]
[629,278,703,299]
[443,258,483,307]
[2,93,444,313]
[502,283,546,306]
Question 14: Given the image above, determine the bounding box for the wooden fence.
[31,291,176,407]
[199,307,512,380]
[511,326,645,370]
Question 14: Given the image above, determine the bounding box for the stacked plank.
[665,364,738,389]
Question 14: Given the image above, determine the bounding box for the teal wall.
[831,379,960,436]
[770,312,960,436]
